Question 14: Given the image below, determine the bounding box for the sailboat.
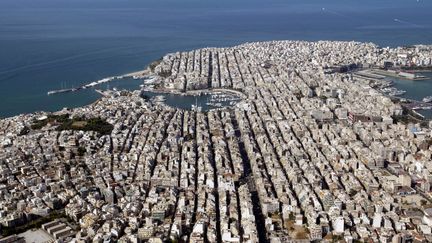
[191,97,202,112]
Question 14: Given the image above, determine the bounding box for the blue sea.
[0,0,432,118]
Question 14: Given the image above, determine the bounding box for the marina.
[355,69,432,119]
[386,71,432,118]
[380,87,407,96]
[141,89,242,112]
[353,69,432,119]
[401,99,432,111]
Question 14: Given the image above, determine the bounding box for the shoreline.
[3,40,432,242]
[121,68,150,78]
[2,40,432,120]
[372,69,430,81]
[354,69,432,120]
[400,67,432,72]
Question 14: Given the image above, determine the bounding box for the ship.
[143,76,157,84]
[389,90,406,96]
[422,96,432,103]
[191,104,202,112]
[153,95,166,102]
[381,87,406,96]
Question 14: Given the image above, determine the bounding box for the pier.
[47,77,117,96]
[47,88,79,95]
[47,69,149,96]
[386,95,432,115]
[403,100,432,111]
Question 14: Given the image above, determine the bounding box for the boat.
[394,90,406,95]
[211,103,223,108]
[191,97,202,112]
[144,77,156,84]
[388,89,406,96]
[422,96,432,103]
[191,104,202,112]
[153,95,166,102]
[413,106,432,110]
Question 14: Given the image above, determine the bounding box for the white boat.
[422,96,432,103]
[153,95,166,102]
[144,77,156,84]
[388,89,406,96]
[413,106,432,110]
[191,104,202,112]
[394,90,406,95]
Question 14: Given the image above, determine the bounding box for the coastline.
[2,40,432,242]
[121,68,150,78]
[2,40,432,120]
[0,69,151,119]
[400,66,432,72]
[372,69,430,81]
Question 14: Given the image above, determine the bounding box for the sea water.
[1,0,431,117]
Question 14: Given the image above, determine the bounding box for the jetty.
[47,69,149,96]
[47,88,79,95]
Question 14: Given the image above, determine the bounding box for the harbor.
[356,69,432,119]
[372,69,429,80]
[46,66,432,118]
[387,71,432,119]
[3,40,432,242]
[140,88,243,112]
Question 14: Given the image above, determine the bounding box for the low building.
[41,220,75,241]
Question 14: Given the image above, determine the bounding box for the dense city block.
[1,41,432,242]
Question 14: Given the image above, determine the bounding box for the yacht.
[422,96,432,103]
[388,90,406,96]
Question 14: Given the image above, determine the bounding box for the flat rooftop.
[18,229,53,243]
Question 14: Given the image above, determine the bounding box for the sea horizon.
[1,0,432,118]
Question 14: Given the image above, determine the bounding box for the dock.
[386,95,432,112]
[47,88,79,95]
[46,71,147,96]
[353,70,432,115]
[372,69,429,80]
[47,78,117,96]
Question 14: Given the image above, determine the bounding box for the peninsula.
[1,40,432,243]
